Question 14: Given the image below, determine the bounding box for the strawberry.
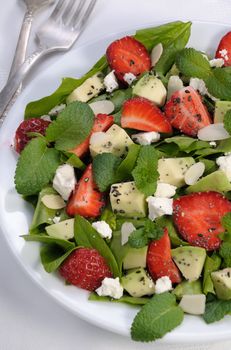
[14,118,51,153]
[147,228,182,284]
[173,192,231,251]
[66,164,105,218]
[70,114,114,158]
[215,31,231,66]
[106,36,151,82]
[121,97,172,133]
[59,248,112,291]
[165,86,211,137]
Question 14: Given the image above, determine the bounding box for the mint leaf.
[221,213,231,237]
[22,234,75,250]
[128,220,164,248]
[92,153,122,192]
[205,68,231,100]
[224,110,231,135]
[132,146,159,196]
[74,215,120,277]
[40,244,76,273]
[203,298,231,324]
[176,48,211,80]
[24,55,108,118]
[131,292,184,342]
[15,137,60,196]
[46,101,94,151]
[219,242,231,267]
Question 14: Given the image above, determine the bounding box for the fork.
[0,0,97,120]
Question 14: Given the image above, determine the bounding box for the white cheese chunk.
[155,276,172,294]
[209,58,224,68]
[123,72,136,85]
[92,221,112,239]
[209,141,217,147]
[219,49,229,62]
[146,196,173,221]
[96,277,123,299]
[121,222,136,245]
[131,131,160,145]
[53,164,76,201]
[53,216,61,224]
[216,154,231,181]
[104,70,119,93]
[179,294,206,315]
[154,182,177,198]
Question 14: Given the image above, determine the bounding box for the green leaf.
[131,292,184,342]
[128,220,164,248]
[110,230,130,276]
[22,234,75,250]
[155,216,189,247]
[134,21,191,51]
[203,253,222,295]
[205,68,231,100]
[223,109,231,135]
[176,48,211,80]
[64,152,86,170]
[89,292,150,305]
[100,208,117,230]
[203,298,231,324]
[40,244,76,273]
[200,158,217,175]
[221,213,231,236]
[110,88,133,112]
[132,146,159,196]
[165,136,210,153]
[24,55,107,118]
[92,153,122,192]
[46,101,94,151]
[219,242,231,267]
[74,215,120,277]
[15,137,60,196]
[115,144,141,181]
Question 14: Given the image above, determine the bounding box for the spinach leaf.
[89,292,150,305]
[40,244,76,273]
[22,234,75,250]
[110,230,130,276]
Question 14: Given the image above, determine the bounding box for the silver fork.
[0,0,97,119]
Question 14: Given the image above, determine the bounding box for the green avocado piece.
[158,157,195,187]
[172,280,202,300]
[110,181,147,218]
[214,100,231,123]
[133,74,167,106]
[171,246,206,282]
[121,267,155,297]
[45,219,74,240]
[123,246,148,270]
[186,170,231,194]
[211,268,231,300]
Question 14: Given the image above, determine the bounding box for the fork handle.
[0,48,48,119]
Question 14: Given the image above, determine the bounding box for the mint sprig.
[15,137,60,196]
[128,220,164,248]
[176,48,211,80]
[131,292,184,342]
[46,101,94,151]
[132,146,159,196]
[203,298,231,324]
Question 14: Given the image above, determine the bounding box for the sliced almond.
[89,100,114,115]
[197,123,230,141]
[41,194,66,210]
[151,43,163,67]
[121,222,136,245]
[167,75,184,100]
[184,162,205,185]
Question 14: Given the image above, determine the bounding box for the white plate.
[0,21,231,344]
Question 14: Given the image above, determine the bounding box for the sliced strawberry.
[165,87,211,137]
[106,36,151,82]
[66,164,105,218]
[59,248,112,291]
[173,192,231,251]
[215,31,231,66]
[14,118,51,153]
[147,228,182,284]
[121,97,172,133]
[70,114,114,158]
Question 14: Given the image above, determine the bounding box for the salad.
[13,21,231,342]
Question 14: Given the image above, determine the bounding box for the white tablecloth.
[1,1,231,349]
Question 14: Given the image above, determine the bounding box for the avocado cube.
[121,268,155,297]
[211,268,231,300]
[186,170,231,194]
[158,157,195,187]
[214,100,231,123]
[123,246,148,270]
[45,218,74,240]
[133,74,167,107]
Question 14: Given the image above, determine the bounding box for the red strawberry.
[173,192,231,251]
[59,248,112,291]
[215,31,231,66]
[14,118,51,153]
[121,97,172,133]
[147,228,182,284]
[106,36,151,82]
[66,164,105,218]
[70,114,114,158]
[165,86,211,137]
